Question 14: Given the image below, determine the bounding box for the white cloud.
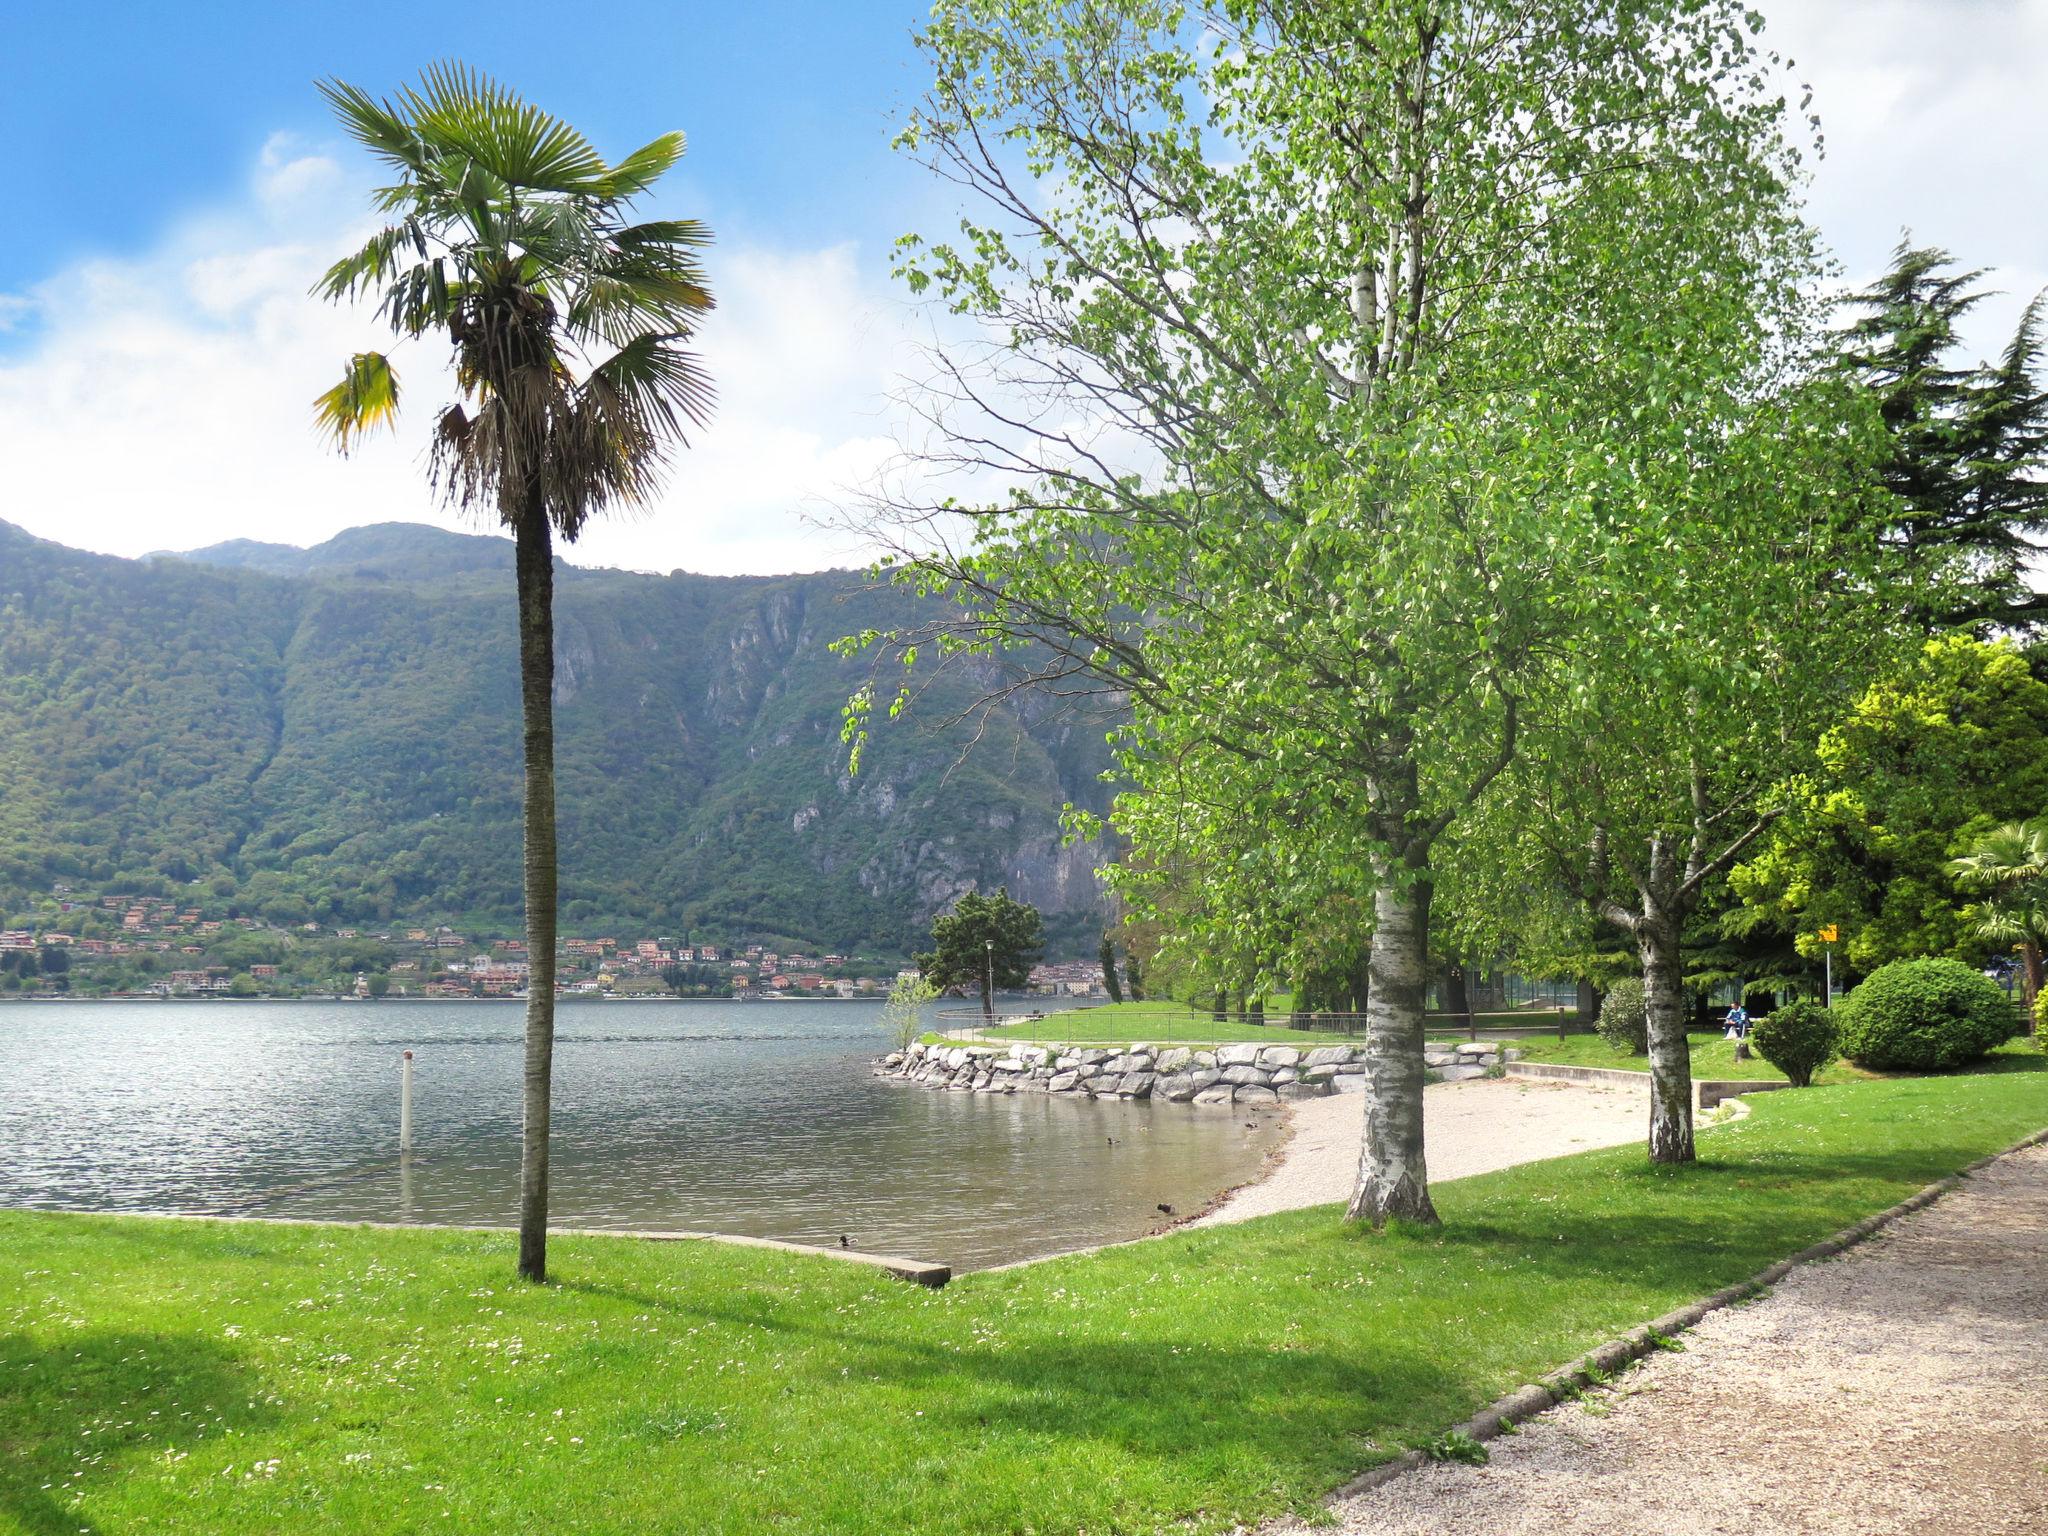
[1763,0,2048,359]
[0,138,923,577]
[3,14,2044,580]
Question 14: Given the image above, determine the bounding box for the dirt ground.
[1300,1141,2048,1536]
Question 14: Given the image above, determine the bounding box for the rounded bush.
[2033,988,2048,1056]
[1596,976,1647,1054]
[1750,999,1838,1087]
[1836,958,2013,1072]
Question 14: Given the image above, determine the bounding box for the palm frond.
[313,352,402,453]
[315,80,431,175]
[583,332,716,442]
[602,133,686,199]
[401,61,610,194]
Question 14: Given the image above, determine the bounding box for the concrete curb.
[16,1208,953,1288]
[1317,1120,2048,1509]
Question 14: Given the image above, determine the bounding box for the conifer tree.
[1842,241,2048,630]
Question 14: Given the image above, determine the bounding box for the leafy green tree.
[856,0,1825,1215]
[1949,820,2048,1003]
[1840,242,2048,630]
[916,889,1044,1021]
[313,65,714,1283]
[1733,638,2048,976]
[882,971,940,1050]
[1482,369,1894,1162]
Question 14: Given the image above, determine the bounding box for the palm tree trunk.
[1345,874,1438,1226]
[1639,915,1694,1164]
[515,506,559,1284]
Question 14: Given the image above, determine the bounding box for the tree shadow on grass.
[0,1328,263,1536]
[557,1273,1458,1509]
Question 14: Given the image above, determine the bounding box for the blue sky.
[2,1,2043,576]
[1,0,934,291]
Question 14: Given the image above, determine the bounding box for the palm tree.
[1950,820,2048,1004]
[312,65,714,1282]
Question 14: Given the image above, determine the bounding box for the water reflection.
[0,1000,1280,1269]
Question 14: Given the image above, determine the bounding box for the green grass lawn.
[5,1064,2043,1535]
[958,1001,1570,1048]
[1510,1030,2038,1085]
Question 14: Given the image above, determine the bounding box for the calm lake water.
[0,999,1280,1269]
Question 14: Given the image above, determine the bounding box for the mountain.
[0,520,1117,953]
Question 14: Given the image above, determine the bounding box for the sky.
[1,0,2043,577]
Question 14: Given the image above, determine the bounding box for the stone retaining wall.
[875,1038,1514,1107]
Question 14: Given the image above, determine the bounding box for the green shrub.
[1749,999,1838,1086]
[1836,958,2013,1071]
[2033,989,2048,1055]
[1596,977,1647,1054]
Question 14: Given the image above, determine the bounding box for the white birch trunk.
[1345,876,1438,1225]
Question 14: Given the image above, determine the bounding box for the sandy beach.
[1195,1075,1652,1225]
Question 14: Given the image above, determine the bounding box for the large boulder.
[1329,1071,1372,1093]
[1216,1043,1262,1067]
[1047,1070,1081,1093]
[1117,1071,1156,1098]
[1278,1081,1327,1100]
[1193,1050,1218,1069]
[1220,1065,1273,1087]
[1192,1086,1235,1106]
[1257,1045,1302,1070]
[1155,1073,1199,1102]
[1155,1047,1194,1074]
[1303,1045,1354,1068]
[1433,1064,1488,1082]
[1234,1084,1280,1106]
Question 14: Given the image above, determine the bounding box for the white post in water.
[400,1049,414,1152]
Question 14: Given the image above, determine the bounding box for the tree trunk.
[980,968,993,1022]
[1126,957,1144,1002]
[1575,976,1598,1024]
[1441,962,1468,1017]
[515,508,559,1284]
[1639,917,1694,1165]
[1346,875,1438,1226]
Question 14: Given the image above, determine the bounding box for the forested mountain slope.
[0,521,1113,951]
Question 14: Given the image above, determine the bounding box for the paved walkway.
[1309,1142,2048,1536]
[1196,1076,1650,1225]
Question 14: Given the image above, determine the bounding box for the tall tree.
[916,888,1045,1020]
[313,65,714,1282]
[853,0,1818,1222]
[1459,373,1892,1160]
[1842,241,2048,631]
[1733,637,2048,978]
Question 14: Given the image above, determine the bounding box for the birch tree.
[853,0,1819,1223]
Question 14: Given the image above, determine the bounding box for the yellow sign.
[1817,925,1838,944]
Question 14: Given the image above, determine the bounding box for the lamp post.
[984,938,995,1023]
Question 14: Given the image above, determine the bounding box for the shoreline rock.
[873,1038,1518,1107]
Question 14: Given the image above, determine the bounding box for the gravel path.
[1195,1075,1650,1226]
[1307,1141,2048,1536]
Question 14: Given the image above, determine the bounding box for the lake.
[0,999,1281,1269]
